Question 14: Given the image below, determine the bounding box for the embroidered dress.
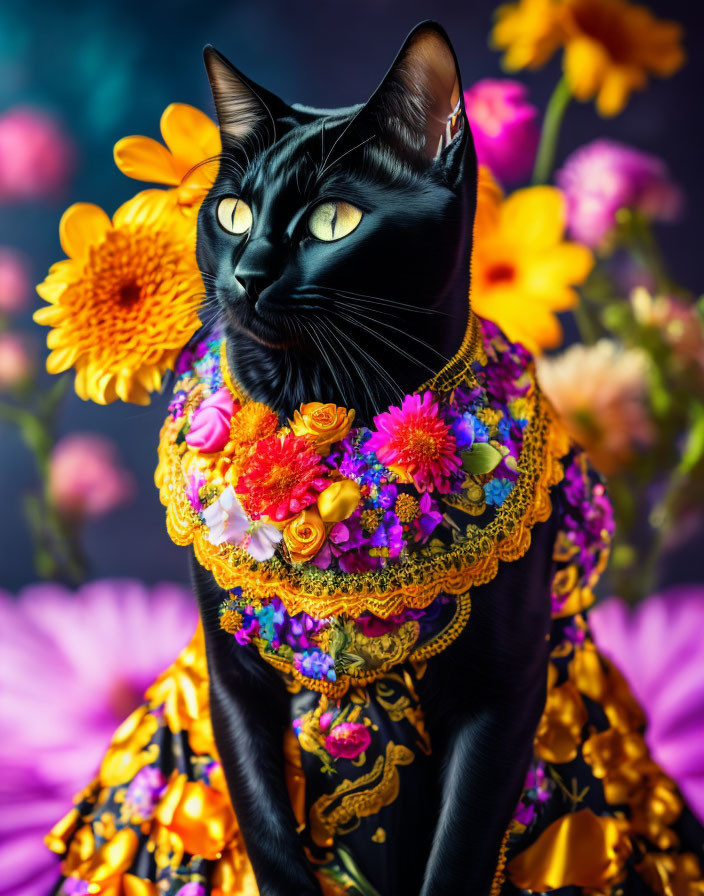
[46,315,704,896]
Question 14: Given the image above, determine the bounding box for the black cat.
[192,22,557,896]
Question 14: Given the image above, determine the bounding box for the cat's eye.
[216,196,253,235]
[308,201,362,242]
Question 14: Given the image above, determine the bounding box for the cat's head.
[197,22,477,425]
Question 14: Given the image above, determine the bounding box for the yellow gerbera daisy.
[560,0,685,117]
[114,103,220,213]
[34,192,203,404]
[492,0,684,117]
[471,173,593,354]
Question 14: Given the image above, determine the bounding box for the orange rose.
[283,507,328,562]
[289,402,355,454]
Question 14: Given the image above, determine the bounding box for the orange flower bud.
[289,402,355,454]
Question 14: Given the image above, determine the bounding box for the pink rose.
[0,248,30,313]
[324,721,372,759]
[49,433,135,518]
[464,80,539,185]
[0,106,74,201]
[185,387,238,452]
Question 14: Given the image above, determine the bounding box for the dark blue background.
[1,0,702,591]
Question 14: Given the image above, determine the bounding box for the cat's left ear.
[363,22,471,180]
[203,46,292,146]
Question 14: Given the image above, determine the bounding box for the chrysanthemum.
[235,432,330,522]
[471,179,593,353]
[537,339,653,473]
[559,0,685,117]
[113,103,220,214]
[367,391,461,494]
[0,580,197,896]
[34,193,203,404]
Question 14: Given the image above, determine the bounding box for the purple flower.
[370,511,405,559]
[557,139,683,248]
[450,412,476,451]
[464,80,540,185]
[123,766,167,820]
[0,580,198,895]
[590,588,704,824]
[413,493,443,542]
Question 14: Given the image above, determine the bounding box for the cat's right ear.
[203,46,290,145]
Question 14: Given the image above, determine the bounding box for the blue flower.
[484,478,514,507]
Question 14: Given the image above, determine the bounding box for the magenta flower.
[0,579,198,896]
[0,106,74,201]
[325,721,372,760]
[48,433,135,518]
[590,587,704,824]
[367,392,461,494]
[185,387,238,453]
[463,80,539,184]
[0,248,30,314]
[556,139,683,248]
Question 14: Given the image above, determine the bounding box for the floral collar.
[156,312,568,627]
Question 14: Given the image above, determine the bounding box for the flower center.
[407,429,437,460]
[485,262,516,285]
[119,280,141,307]
[568,0,632,64]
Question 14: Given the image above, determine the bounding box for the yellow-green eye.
[308,201,362,242]
[217,196,252,235]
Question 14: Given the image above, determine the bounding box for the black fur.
[192,22,556,895]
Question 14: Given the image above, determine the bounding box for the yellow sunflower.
[471,169,593,353]
[114,103,220,213]
[34,192,203,404]
[492,0,685,117]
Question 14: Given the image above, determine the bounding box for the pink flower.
[48,433,135,518]
[0,332,34,389]
[556,139,683,248]
[0,579,198,896]
[0,248,30,313]
[185,387,238,453]
[367,391,461,493]
[0,106,74,201]
[464,80,539,184]
[325,721,372,760]
[590,588,704,824]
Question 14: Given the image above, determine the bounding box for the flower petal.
[113,135,181,186]
[59,203,112,259]
[160,103,220,175]
[500,186,565,249]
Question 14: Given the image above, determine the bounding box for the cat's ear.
[203,46,290,145]
[365,22,468,170]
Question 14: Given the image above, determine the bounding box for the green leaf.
[461,442,503,475]
[679,404,704,475]
[337,845,383,896]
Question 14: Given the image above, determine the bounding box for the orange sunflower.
[34,192,203,404]
[471,167,593,353]
[492,0,685,117]
[114,103,220,214]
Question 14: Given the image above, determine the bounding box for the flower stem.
[532,76,572,185]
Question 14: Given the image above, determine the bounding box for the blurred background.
[1,0,703,591]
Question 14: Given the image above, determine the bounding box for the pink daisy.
[367,391,461,493]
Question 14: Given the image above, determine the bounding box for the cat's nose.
[235,238,276,306]
[235,270,269,305]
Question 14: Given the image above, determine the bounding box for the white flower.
[202,485,249,546]
[248,519,283,561]
[202,485,282,561]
